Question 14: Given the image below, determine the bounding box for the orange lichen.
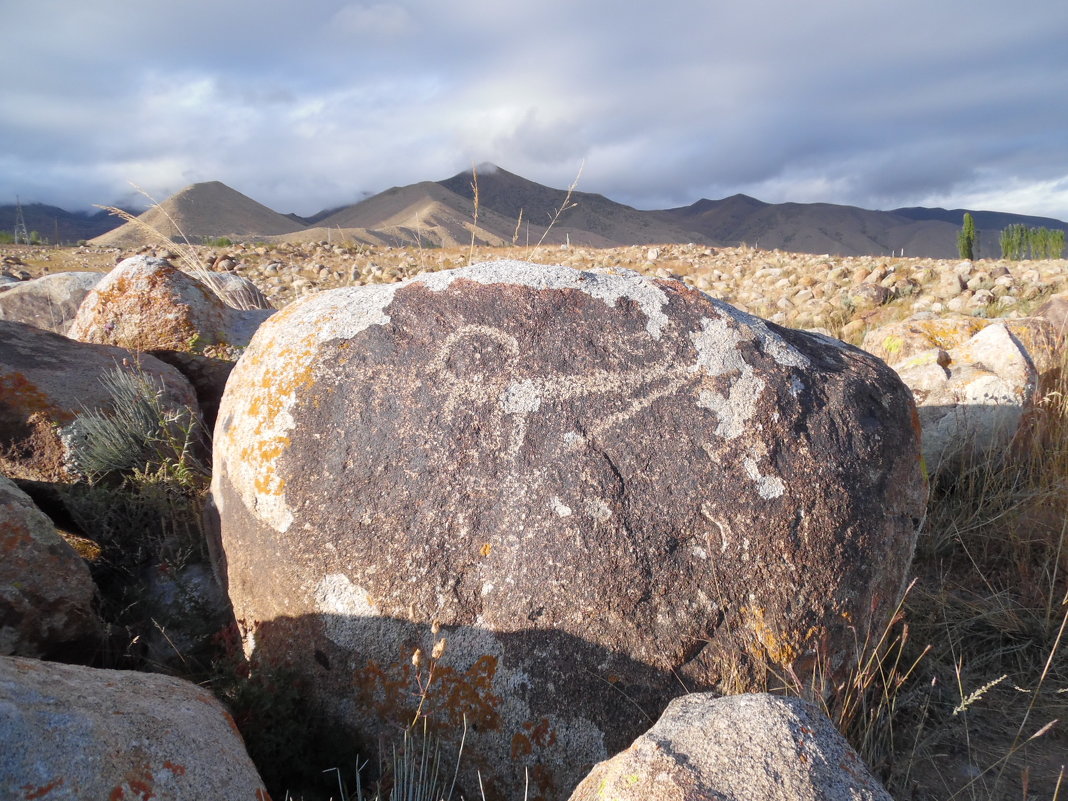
[354,652,502,732]
[741,606,821,667]
[511,718,557,758]
[479,542,492,557]
[0,372,70,424]
[511,732,532,758]
[109,761,156,801]
[22,779,64,799]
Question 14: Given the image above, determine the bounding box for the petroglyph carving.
[423,318,801,491]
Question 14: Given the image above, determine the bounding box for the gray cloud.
[3,0,1067,220]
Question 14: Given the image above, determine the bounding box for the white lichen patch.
[584,498,612,522]
[418,261,672,339]
[315,573,380,649]
[691,316,766,439]
[550,497,573,518]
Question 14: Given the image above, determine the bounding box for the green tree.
[957,213,976,260]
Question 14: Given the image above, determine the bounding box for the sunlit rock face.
[212,260,926,801]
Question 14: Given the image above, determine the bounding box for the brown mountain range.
[86,166,1068,258]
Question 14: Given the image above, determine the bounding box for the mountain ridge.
[4,167,1063,257]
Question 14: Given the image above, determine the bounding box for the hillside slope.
[91,182,306,247]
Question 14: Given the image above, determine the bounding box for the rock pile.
[863,317,1047,474]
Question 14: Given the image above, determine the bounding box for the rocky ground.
[2,240,1066,800]
[6,241,1066,344]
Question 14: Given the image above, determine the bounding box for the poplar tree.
[958,213,976,260]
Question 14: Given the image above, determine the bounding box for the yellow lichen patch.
[479,542,492,557]
[741,606,821,668]
[916,318,985,351]
[899,350,946,369]
[220,307,321,527]
[880,335,904,355]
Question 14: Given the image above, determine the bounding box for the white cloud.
[2,0,1068,220]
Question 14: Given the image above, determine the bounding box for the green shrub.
[74,366,207,483]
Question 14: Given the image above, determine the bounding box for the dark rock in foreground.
[212,260,926,800]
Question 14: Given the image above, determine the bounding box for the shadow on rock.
[246,611,703,801]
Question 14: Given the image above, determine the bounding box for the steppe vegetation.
[2,237,1066,800]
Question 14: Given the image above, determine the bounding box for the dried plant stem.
[96,183,263,311]
[467,165,480,266]
[529,160,583,258]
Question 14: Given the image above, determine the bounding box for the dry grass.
[786,342,1068,800]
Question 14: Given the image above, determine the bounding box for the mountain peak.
[90,180,305,246]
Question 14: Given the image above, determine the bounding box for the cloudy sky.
[4,0,1068,220]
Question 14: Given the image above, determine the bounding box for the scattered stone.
[212,260,926,800]
[0,476,102,661]
[863,315,1061,392]
[196,271,274,310]
[0,654,269,799]
[0,271,103,335]
[894,323,1037,475]
[1035,293,1068,338]
[568,693,892,801]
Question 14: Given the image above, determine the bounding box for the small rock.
[568,693,892,801]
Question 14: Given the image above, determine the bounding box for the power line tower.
[13,196,29,244]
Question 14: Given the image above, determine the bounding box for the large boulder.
[883,323,1038,475]
[863,315,1061,391]
[0,271,103,335]
[68,255,274,425]
[0,319,200,483]
[0,476,102,660]
[0,654,269,800]
[568,693,892,801]
[212,261,926,800]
